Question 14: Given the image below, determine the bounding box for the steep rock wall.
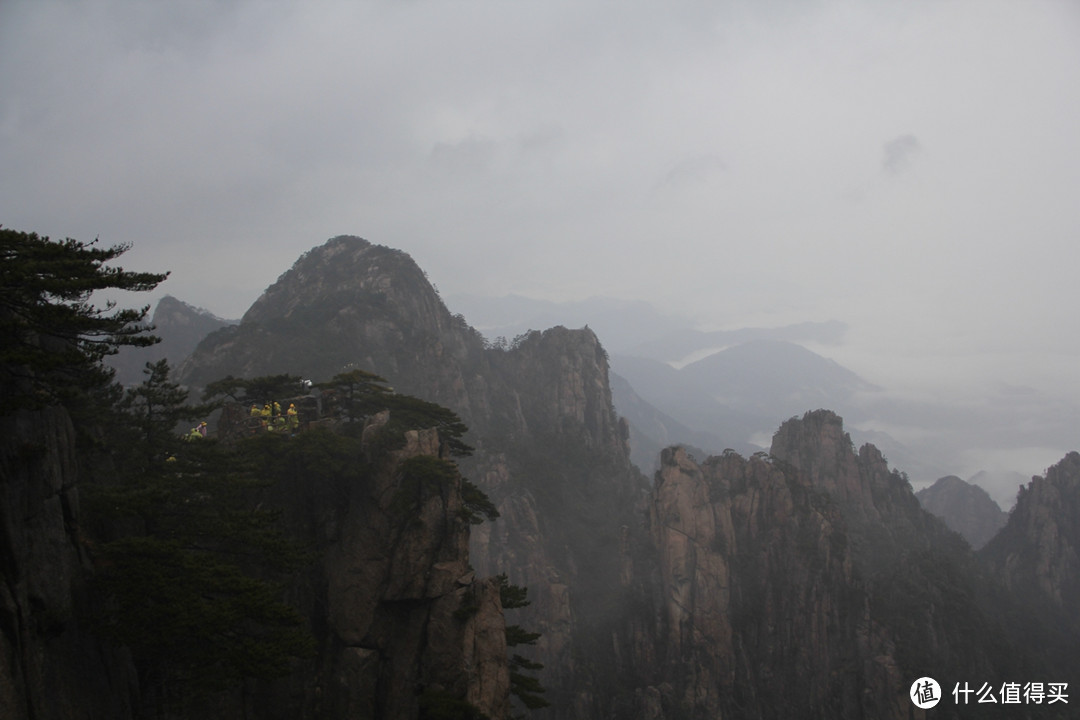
[0,407,136,720]
[252,420,511,720]
[616,411,1055,719]
[0,390,510,718]
[629,445,906,720]
[983,452,1080,609]
[169,238,1076,719]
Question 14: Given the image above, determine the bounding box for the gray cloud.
[658,154,728,190]
[429,137,499,175]
[882,134,921,174]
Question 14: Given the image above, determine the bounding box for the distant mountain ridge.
[446,292,847,358]
[610,340,878,460]
[450,292,1079,502]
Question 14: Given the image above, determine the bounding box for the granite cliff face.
[613,411,1017,719]
[0,406,137,720]
[250,419,510,720]
[916,475,1008,549]
[0,400,509,719]
[637,445,902,719]
[982,452,1080,616]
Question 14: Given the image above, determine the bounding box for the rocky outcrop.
[13,232,1080,719]
[177,237,628,453]
[0,407,136,720]
[916,475,1008,549]
[982,452,1080,612]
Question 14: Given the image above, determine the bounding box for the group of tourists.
[250,401,300,434]
[185,421,208,441]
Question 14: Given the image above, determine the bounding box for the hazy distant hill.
[610,340,877,454]
[915,475,1008,549]
[105,295,236,385]
[447,292,848,361]
[966,469,1028,511]
[626,320,849,363]
[680,339,878,414]
[445,293,693,354]
[609,371,743,473]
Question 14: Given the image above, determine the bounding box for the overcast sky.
[3,0,1079,409]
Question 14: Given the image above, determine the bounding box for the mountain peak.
[915,475,1007,549]
[241,235,434,325]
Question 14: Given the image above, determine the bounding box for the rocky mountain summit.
[916,475,1008,549]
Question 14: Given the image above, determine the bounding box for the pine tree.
[115,359,202,472]
[316,368,392,423]
[498,575,550,714]
[0,228,168,407]
[202,373,307,407]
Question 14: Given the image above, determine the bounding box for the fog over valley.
[448,292,1076,509]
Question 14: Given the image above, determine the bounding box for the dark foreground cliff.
[1,399,512,720]
[0,406,137,720]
